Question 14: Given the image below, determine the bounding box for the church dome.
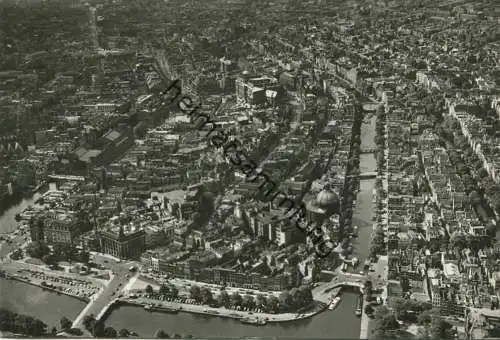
[316,185,340,212]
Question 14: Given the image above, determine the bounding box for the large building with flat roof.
[99,226,146,259]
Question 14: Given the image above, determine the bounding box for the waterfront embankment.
[0,278,87,329]
[1,260,104,300]
[110,296,327,324]
[105,291,363,338]
[353,114,379,339]
[3,274,90,303]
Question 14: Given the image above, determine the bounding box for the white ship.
[329,297,341,310]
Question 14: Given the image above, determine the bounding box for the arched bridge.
[313,272,367,303]
[346,171,377,179]
[326,281,364,291]
[359,171,377,179]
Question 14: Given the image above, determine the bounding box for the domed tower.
[306,184,340,225]
[316,184,340,216]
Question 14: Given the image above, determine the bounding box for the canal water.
[0,183,56,234]
[350,115,377,268]
[0,194,39,234]
[0,278,87,329]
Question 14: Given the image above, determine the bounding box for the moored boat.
[162,307,180,313]
[240,317,267,326]
[355,294,363,316]
[328,296,341,310]
[149,305,179,313]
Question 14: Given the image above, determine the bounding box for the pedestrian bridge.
[360,147,377,154]
[359,171,377,179]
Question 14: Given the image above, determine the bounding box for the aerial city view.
[0,0,499,338]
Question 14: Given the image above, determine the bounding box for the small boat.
[353,225,359,235]
[240,317,266,325]
[329,296,341,310]
[161,307,179,314]
[144,304,153,311]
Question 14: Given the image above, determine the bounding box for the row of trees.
[82,314,129,338]
[154,329,193,338]
[370,105,388,260]
[58,317,82,335]
[183,284,313,313]
[145,284,180,299]
[369,227,386,260]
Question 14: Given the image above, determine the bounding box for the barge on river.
[355,294,363,317]
[240,317,267,326]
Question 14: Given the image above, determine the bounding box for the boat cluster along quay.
[144,302,268,326]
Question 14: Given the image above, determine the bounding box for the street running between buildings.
[156,76,334,258]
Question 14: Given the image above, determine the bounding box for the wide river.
[0,278,87,329]
[0,116,377,338]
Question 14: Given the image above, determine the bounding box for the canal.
[0,194,39,234]
[0,278,87,329]
[0,183,57,235]
[351,115,377,267]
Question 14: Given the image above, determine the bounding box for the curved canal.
[105,290,361,338]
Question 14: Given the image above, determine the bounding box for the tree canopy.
[0,308,47,336]
[154,328,169,338]
[60,317,72,331]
